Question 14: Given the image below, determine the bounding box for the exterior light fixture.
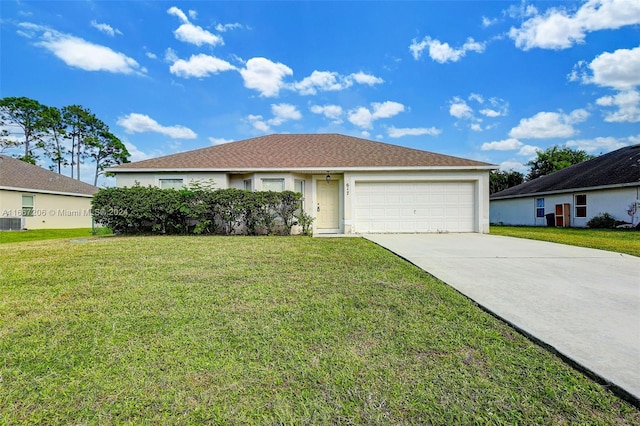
[325,173,331,183]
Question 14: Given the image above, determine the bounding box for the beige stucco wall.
[0,189,94,229]
[115,172,229,189]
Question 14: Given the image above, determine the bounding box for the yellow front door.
[316,179,339,229]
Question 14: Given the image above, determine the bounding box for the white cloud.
[499,160,528,173]
[294,71,347,95]
[480,108,501,117]
[596,90,640,122]
[310,104,343,123]
[566,135,636,153]
[509,109,590,139]
[117,113,197,139]
[215,23,245,32]
[146,52,157,59]
[470,123,483,132]
[164,47,178,63]
[469,93,484,103]
[169,54,236,78]
[239,57,293,97]
[90,20,122,36]
[293,70,383,95]
[123,140,153,162]
[174,23,223,47]
[188,10,197,20]
[350,71,384,86]
[449,98,474,119]
[482,16,498,27]
[18,23,144,75]
[168,6,223,47]
[167,6,189,23]
[247,104,301,132]
[410,36,485,63]
[509,0,640,50]
[577,46,640,90]
[268,103,302,126]
[347,101,405,129]
[387,126,441,138]
[481,138,523,151]
[209,137,234,145]
[518,145,541,157]
[247,114,271,133]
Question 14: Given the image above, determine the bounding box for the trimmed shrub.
[587,212,616,229]
[91,185,305,236]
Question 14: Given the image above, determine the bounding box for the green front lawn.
[1,236,638,424]
[0,227,111,244]
[491,226,640,257]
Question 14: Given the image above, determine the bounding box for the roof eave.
[0,186,96,197]
[106,165,496,173]
[490,181,640,200]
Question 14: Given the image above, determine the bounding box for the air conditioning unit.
[0,218,24,231]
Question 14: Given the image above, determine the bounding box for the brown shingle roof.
[0,155,99,196]
[112,134,493,170]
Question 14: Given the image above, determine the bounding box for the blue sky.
[1,0,639,185]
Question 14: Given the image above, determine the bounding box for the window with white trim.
[575,194,587,218]
[243,179,252,191]
[262,178,284,192]
[159,178,184,189]
[294,179,305,208]
[535,198,545,218]
[22,195,34,217]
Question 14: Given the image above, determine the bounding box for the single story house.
[108,134,495,234]
[0,154,99,230]
[490,144,640,227]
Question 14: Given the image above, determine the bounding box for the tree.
[490,169,524,194]
[526,146,594,180]
[0,97,46,164]
[39,106,68,173]
[87,129,130,185]
[62,105,99,180]
[0,129,18,153]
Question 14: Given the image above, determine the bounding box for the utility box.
[555,203,570,227]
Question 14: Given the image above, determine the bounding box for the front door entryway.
[316,179,340,231]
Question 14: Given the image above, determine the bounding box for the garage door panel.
[355,181,475,233]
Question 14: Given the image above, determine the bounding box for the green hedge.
[91,186,313,236]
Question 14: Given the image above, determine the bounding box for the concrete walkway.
[363,233,640,403]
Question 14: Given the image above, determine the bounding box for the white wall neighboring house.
[107,134,496,235]
[0,155,98,230]
[490,145,640,227]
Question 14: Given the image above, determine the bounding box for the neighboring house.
[490,144,640,227]
[0,155,99,230]
[107,134,495,234]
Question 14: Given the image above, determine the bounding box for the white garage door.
[354,181,476,233]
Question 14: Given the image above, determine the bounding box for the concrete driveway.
[364,233,640,403]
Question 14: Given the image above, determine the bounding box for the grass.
[1,236,638,424]
[0,227,111,244]
[491,226,640,257]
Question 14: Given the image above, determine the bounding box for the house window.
[535,198,545,218]
[295,179,305,208]
[159,178,184,189]
[575,194,587,218]
[22,195,34,217]
[262,178,284,192]
[243,179,252,191]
